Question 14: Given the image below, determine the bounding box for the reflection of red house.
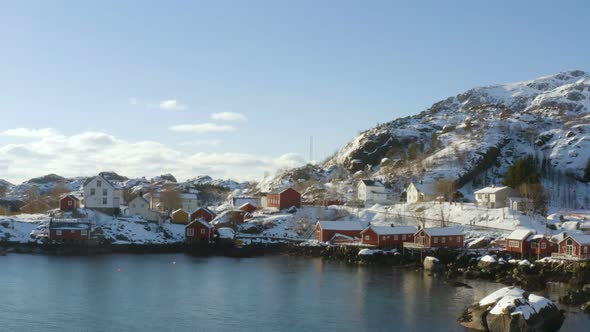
[185,219,214,243]
[315,221,363,242]
[506,229,553,257]
[267,188,301,210]
[411,227,464,248]
[190,208,217,223]
[360,225,417,248]
[239,203,257,214]
[60,195,81,212]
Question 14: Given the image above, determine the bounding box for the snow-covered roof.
[421,227,463,236]
[172,209,187,215]
[180,193,198,199]
[506,229,534,241]
[568,234,590,245]
[191,207,216,216]
[269,187,298,195]
[474,186,511,194]
[363,225,417,235]
[360,180,384,187]
[330,233,357,241]
[409,182,434,195]
[317,220,364,231]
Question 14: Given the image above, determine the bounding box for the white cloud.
[0,128,305,183]
[169,123,235,133]
[179,139,224,147]
[1,128,60,138]
[211,112,248,122]
[159,99,187,111]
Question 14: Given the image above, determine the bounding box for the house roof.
[317,220,364,231]
[330,233,358,241]
[191,207,216,216]
[506,229,534,241]
[186,219,214,229]
[566,234,590,245]
[49,221,91,230]
[361,180,384,187]
[363,225,417,235]
[409,182,434,195]
[172,209,188,215]
[130,196,150,205]
[269,187,299,195]
[60,194,80,201]
[420,227,463,236]
[474,186,511,194]
[83,175,117,189]
[239,202,256,209]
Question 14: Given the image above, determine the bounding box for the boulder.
[423,256,444,272]
[478,255,498,268]
[459,287,564,332]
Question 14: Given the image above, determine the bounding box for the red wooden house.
[190,207,217,223]
[267,188,301,210]
[185,219,215,243]
[360,225,417,248]
[48,219,91,244]
[552,235,590,261]
[409,227,464,249]
[239,202,257,214]
[505,229,553,257]
[59,195,81,212]
[315,221,364,243]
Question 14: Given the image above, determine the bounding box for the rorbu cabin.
[315,221,364,243]
[171,209,190,224]
[185,219,215,243]
[360,225,417,248]
[552,235,590,261]
[505,229,553,257]
[59,195,81,212]
[48,219,91,244]
[406,227,464,249]
[267,188,301,210]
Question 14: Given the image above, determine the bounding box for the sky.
[1,0,590,184]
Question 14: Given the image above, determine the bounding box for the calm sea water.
[0,254,588,331]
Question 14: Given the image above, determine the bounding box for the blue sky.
[1,0,589,183]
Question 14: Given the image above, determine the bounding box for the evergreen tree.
[504,155,539,188]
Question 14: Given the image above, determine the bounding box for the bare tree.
[517,183,548,218]
[159,185,182,212]
[431,178,456,203]
[48,180,69,208]
[411,206,427,229]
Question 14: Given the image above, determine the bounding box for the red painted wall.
[268,188,301,210]
[315,224,361,242]
[185,223,213,242]
[190,209,216,222]
[60,197,80,211]
[49,229,89,240]
[361,229,414,247]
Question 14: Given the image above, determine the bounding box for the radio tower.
[309,136,314,164]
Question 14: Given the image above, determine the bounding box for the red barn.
[410,227,464,248]
[239,202,257,214]
[552,235,590,261]
[360,225,417,248]
[185,219,214,243]
[506,229,553,257]
[48,219,91,244]
[190,207,217,223]
[267,188,301,210]
[315,221,363,243]
[59,195,81,212]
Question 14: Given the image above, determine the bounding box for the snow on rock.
[218,227,235,240]
[479,255,497,263]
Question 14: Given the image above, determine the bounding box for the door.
[566,239,574,256]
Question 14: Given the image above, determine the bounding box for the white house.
[83,175,122,210]
[474,185,512,208]
[406,182,435,203]
[357,180,393,206]
[127,196,161,222]
[144,191,199,212]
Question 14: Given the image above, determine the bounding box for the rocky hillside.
[263,70,590,206]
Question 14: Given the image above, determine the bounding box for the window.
[441,237,446,243]
[187,229,194,236]
[81,230,87,236]
[200,229,206,234]
[365,235,370,240]
[457,237,461,242]
[103,189,108,196]
[97,180,102,187]
[541,242,547,250]
[531,242,537,249]
[433,237,438,244]
[56,230,62,236]
[394,235,399,241]
[585,247,588,254]
[102,198,108,205]
[68,201,73,206]
[402,234,406,240]
[509,240,519,248]
[90,188,96,196]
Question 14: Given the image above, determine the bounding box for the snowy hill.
[263,70,590,207]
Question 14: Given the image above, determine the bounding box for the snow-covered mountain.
[263,70,590,206]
